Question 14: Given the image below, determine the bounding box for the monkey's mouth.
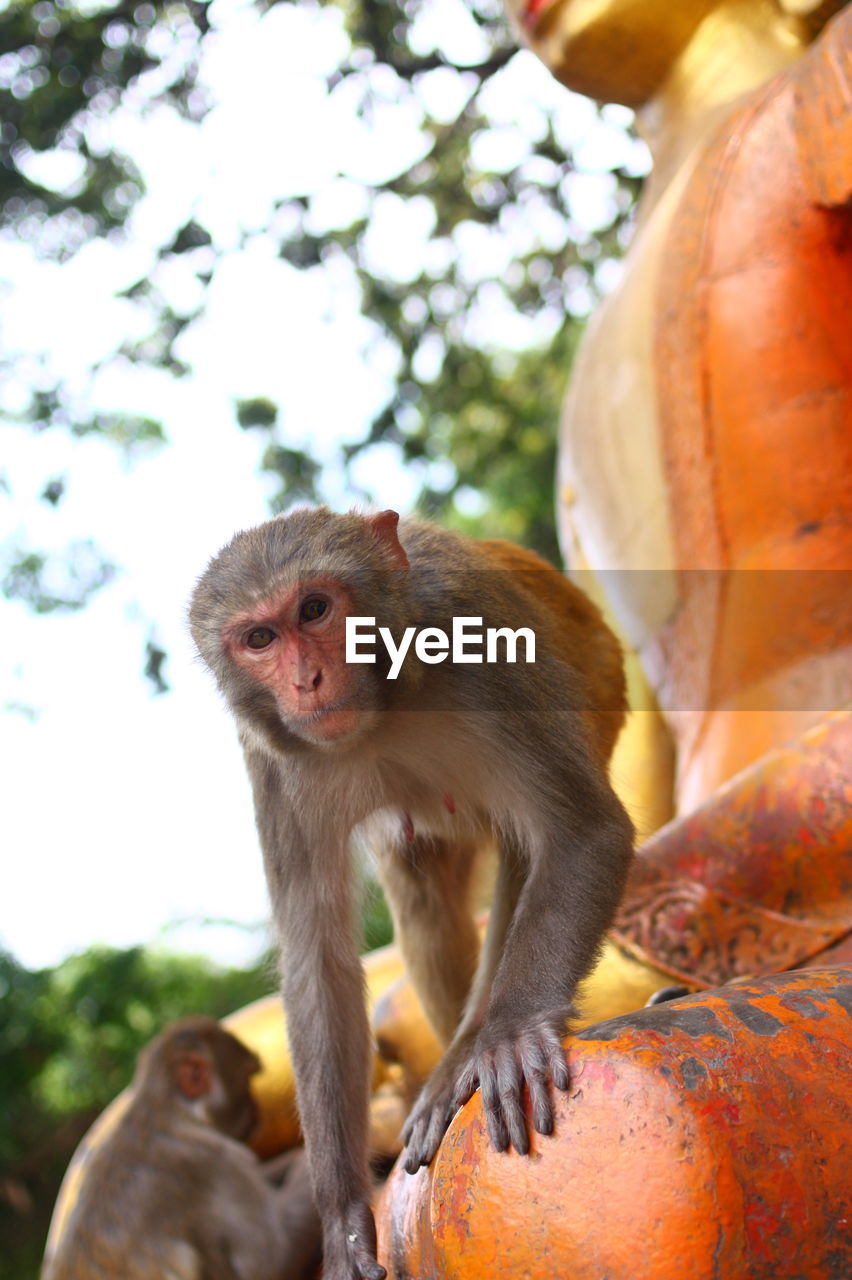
[290,699,368,744]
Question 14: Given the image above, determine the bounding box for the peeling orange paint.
[376,968,852,1280]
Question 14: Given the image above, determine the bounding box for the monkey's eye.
[246,627,276,650]
[300,597,328,623]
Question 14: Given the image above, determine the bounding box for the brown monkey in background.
[41,1017,320,1280]
[190,509,634,1280]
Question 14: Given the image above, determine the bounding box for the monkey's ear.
[366,510,409,570]
[174,1051,213,1100]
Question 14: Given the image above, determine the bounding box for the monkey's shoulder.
[400,521,613,642]
[399,519,553,573]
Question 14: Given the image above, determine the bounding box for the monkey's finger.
[520,1038,555,1137]
[480,1094,510,1152]
[401,1114,427,1173]
[402,1126,431,1175]
[402,1125,440,1173]
[542,1028,571,1092]
[479,1047,522,1154]
[528,1076,554,1137]
[354,1252,387,1280]
[341,1248,386,1280]
[402,1101,453,1172]
[497,1043,531,1155]
[425,1105,454,1163]
[401,1098,433,1148]
[450,1058,480,1109]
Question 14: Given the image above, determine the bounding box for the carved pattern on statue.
[613,879,846,988]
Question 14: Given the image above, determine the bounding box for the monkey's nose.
[295,668,323,694]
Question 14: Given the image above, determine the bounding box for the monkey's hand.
[402,1014,572,1173]
[323,1200,386,1280]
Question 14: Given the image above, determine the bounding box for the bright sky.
[0,0,645,971]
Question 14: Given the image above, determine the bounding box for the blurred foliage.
[0,1,209,239]
[261,0,644,560]
[0,0,208,625]
[236,395,279,431]
[7,945,275,1116]
[0,539,116,613]
[0,0,645,623]
[143,632,169,695]
[361,877,395,953]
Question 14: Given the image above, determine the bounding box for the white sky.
[0,0,645,971]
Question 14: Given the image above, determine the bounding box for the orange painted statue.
[542,0,852,811]
[376,2,852,1276]
[521,0,852,985]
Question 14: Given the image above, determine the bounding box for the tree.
[1,0,646,636]
[1,1,210,622]
[246,0,645,562]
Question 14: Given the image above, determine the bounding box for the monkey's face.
[211,1070,261,1143]
[208,1039,263,1142]
[223,577,379,745]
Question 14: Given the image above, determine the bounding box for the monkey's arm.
[404,737,634,1169]
[250,754,385,1280]
[470,787,633,1149]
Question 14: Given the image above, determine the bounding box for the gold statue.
[508,0,851,811]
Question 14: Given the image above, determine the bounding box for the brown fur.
[41,1019,320,1280]
[189,509,634,1280]
[477,537,626,760]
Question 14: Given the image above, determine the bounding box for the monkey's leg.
[404,779,634,1171]
[400,836,527,1172]
[376,835,481,1046]
[458,835,527,1031]
[259,806,386,1280]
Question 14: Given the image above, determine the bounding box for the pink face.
[223,578,369,744]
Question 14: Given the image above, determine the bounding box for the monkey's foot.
[402,1016,572,1172]
[324,1200,386,1280]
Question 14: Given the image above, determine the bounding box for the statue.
[516,0,852,810]
[375,2,852,1274]
[504,0,852,982]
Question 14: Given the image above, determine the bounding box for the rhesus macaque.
[41,1018,320,1280]
[190,509,634,1280]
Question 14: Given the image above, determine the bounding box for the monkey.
[189,508,634,1280]
[41,1017,321,1280]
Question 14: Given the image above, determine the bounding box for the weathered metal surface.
[376,967,852,1279]
[613,710,852,986]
